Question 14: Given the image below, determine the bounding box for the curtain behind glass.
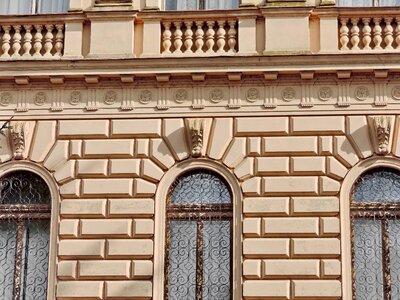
[37,0,69,13]
[205,0,239,9]
[0,0,31,14]
[166,0,238,10]
[379,0,400,5]
[336,0,373,6]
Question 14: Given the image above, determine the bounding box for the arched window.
[351,168,400,300]
[0,171,51,299]
[165,170,232,300]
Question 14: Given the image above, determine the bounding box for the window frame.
[0,161,59,300]
[340,157,400,300]
[153,159,242,300]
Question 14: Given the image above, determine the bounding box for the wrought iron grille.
[351,168,400,300]
[0,171,51,300]
[165,171,233,300]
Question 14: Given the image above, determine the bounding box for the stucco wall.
[1,114,396,299]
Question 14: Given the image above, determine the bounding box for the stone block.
[70,140,82,158]
[242,177,261,196]
[43,140,69,171]
[256,157,289,175]
[208,118,233,160]
[321,217,340,236]
[60,180,81,198]
[135,179,156,196]
[346,116,373,158]
[247,137,261,156]
[30,121,56,162]
[82,179,133,197]
[291,197,339,215]
[243,197,289,216]
[243,238,289,258]
[111,119,161,137]
[107,240,153,258]
[58,240,105,259]
[235,117,289,136]
[263,137,318,155]
[110,159,140,177]
[327,157,348,180]
[262,217,319,237]
[319,136,333,155]
[61,199,107,217]
[243,280,290,299]
[141,159,164,182]
[243,259,262,279]
[80,219,132,237]
[108,199,154,217]
[292,238,341,257]
[54,160,75,184]
[79,260,130,279]
[77,159,108,177]
[58,120,109,138]
[291,116,345,134]
[263,259,319,278]
[223,137,247,168]
[163,119,189,161]
[263,177,318,195]
[132,260,153,278]
[83,140,134,158]
[106,281,152,298]
[150,139,175,170]
[334,136,359,167]
[291,157,325,175]
[243,218,261,237]
[56,281,104,299]
[321,259,341,278]
[57,261,77,279]
[133,219,154,237]
[319,176,341,195]
[234,157,254,180]
[135,139,149,157]
[292,280,341,298]
[59,219,79,238]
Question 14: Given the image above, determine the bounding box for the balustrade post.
[22,25,33,57]
[383,17,394,50]
[362,18,372,50]
[1,25,12,58]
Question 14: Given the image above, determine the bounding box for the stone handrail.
[0,15,68,59]
[337,9,400,51]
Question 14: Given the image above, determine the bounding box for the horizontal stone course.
[235,117,289,136]
[263,259,319,278]
[291,197,339,215]
[80,219,132,237]
[107,239,153,258]
[57,281,104,299]
[292,280,341,298]
[292,238,341,257]
[79,260,131,279]
[263,136,318,155]
[108,198,154,216]
[82,179,133,196]
[106,281,152,298]
[243,197,289,216]
[243,238,289,258]
[243,280,290,299]
[262,217,319,236]
[111,119,161,137]
[83,139,134,158]
[263,176,318,195]
[59,120,109,138]
[291,116,345,134]
[59,240,105,259]
[61,199,107,217]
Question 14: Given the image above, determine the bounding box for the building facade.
[0,0,399,299]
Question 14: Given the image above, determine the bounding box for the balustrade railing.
[0,22,64,59]
[339,16,400,51]
[161,18,238,56]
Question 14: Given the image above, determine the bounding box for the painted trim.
[340,156,400,300]
[153,158,243,300]
[0,160,60,300]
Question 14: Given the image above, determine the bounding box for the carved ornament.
[185,118,210,158]
[368,116,394,155]
[9,121,28,160]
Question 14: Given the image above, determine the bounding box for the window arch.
[0,170,52,300]
[351,167,400,300]
[165,170,233,300]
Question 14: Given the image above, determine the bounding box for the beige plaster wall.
[2,112,397,299]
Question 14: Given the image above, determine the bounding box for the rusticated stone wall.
[1,115,398,299]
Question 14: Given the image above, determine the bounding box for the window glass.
[0,0,31,14]
[166,170,232,300]
[351,168,400,300]
[337,0,400,6]
[0,171,51,299]
[0,0,69,14]
[166,0,238,10]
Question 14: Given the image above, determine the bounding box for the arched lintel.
[0,160,60,300]
[153,158,243,300]
[340,156,400,300]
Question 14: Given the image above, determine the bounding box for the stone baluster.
[43,24,54,57]
[54,24,64,57]
[373,17,383,50]
[22,25,33,57]
[173,21,183,54]
[1,25,12,58]
[11,25,22,57]
[361,18,371,50]
[216,20,226,53]
[227,20,237,53]
[183,21,193,54]
[383,17,394,50]
[162,22,172,54]
[194,21,204,53]
[395,17,400,49]
[33,25,43,57]
[339,18,349,50]
[205,21,215,53]
[350,18,360,50]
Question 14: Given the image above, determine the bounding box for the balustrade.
[339,16,400,51]
[0,23,64,59]
[161,19,238,55]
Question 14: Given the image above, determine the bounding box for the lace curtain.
[0,0,69,14]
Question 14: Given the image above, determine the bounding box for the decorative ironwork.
[351,168,400,300]
[165,170,232,300]
[0,171,51,300]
